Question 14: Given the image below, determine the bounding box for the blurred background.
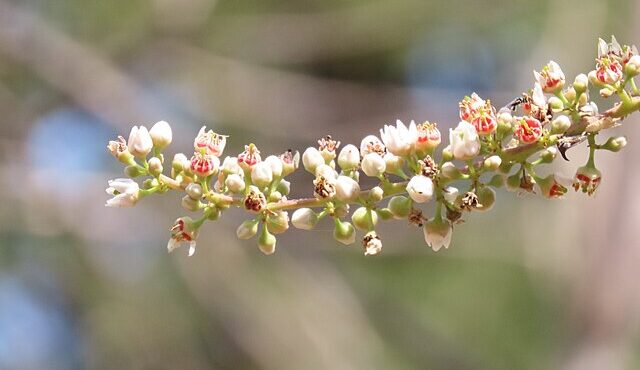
[1,0,639,369]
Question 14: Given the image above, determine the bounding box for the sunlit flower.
[194,126,227,157]
[302,147,325,174]
[149,121,172,149]
[513,116,543,144]
[279,149,300,176]
[127,126,153,157]
[415,121,441,153]
[534,61,565,93]
[190,152,220,177]
[380,120,418,156]
[317,135,341,162]
[105,178,140,207]
[361,153,386,177]
[572,166,602,196]
[406,175,434,203]
[167,217,199,256]
[449,121,480,160]
[237,144,262,170]
[337,144,360,170]
[595,56,623,85]
[360,135,386,157]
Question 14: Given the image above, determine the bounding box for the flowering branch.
[106,36,638,256]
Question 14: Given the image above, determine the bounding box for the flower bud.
[258,226,277,255]
[488,174,505,188]
[335,175,360,202]
[388,195,412,219]
[315,164,338,181]
[601,136,627,152]
[181,195,201,211]
[268,191,282,202]
[368,186,384,202]
[127,126,153,157]
[225,173,245,193]
[539,147,558,163]
[625,55,640,77]
[207,207,221,221]
[362,231,382,256]
[262,155,283,178]
[376,208,394,221]
[266,211,289,234]
[172,153,190,173]
[406,175,433,203]
[292,208,319,230]
[573,73,588,94]
[442,186,459,204]
[337,144,360,170]
[440,162,461,180]
[483,155,502,171]
[588,70,602,86]
[551,115,571,134]
[361,153,386,177]
[251,161,274,188]
[599,87,615,98]
[547,96,564,111]
[142,178,158,189]
[475,186,496,211]
[148,157,163,177]
[236,219,259,239]
[124,165,145,177]
[423,218,452,252]
[449,121,480,160]
[185,183,203,200]
[302,147,324,174]
[352,207,377,230]
[149,121,172,149]
[383,153,405,174]
[333,220,356,245]
[276,179,291,195]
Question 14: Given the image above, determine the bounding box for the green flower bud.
[476,187,496,211]
[441,162,461,180]
[483,155,502,171]
[387,195,412,219]
[258,226,277,255]
[573,73,588,94]
[551,115,571,134]
[441,146,453,162]
[351,207,377,230]
[564,87,576,103]
[148,157,163,177]
[506,172,522,191]
[539,147,558,163]
[333,219,356,245]
[547,96,564,112]
[599,87,614,98]
[266,211,289,234]
[268,191,283,202]
[236,219,259,240]
[376,208,394,221]
[498,160,514,175]
[291,208,319,230]
[601,136,627,152]
[207,207,221,220]
[172,153,189,173]
[625,55,640,77]
[181,195,201,212]
[276,179,291,196]
[369,186,384,202]
[142,178,159,190]
[488,174,505,188]
[185,183,203,200]
[124,165,146,178]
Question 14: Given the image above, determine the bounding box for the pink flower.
[190,152,220,177]
[595,57,623,85]
[167,217,199,256]
[534,61,565,93]
[459,93,497,135]
[415,121,441,153]
[514,116,543,144]
[194,126,227,157]
[572,166,602,196]
[237,144,261,169]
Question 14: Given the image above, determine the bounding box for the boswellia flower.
[573,166,602,196]
[317,135,341,162]
[363,231,382,256]
[279,149,300,176]
[449,121,480,160]
[595,57,623,85]
[423,218,452,252]
[513,116,543,144]
[302,147,325,174]
[361,152,386,177]
[360,135,386,156]
[251,161,274,188]
[537,175,569,198]
[107,135,134,164]
[406,175,433,203]
[380,120,418,156]
[194,126,227,157]
[238,144,262,170]
[534,61,565,93]
[190,152,220,177]
[337,144,360,170]
[149,121,173,149]
[105,178,140,207]
[459,93,497,135]
[127,126,153,157]
[415,121,441,153]
[167,217,199,256]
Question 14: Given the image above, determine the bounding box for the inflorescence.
[106,36,640,256]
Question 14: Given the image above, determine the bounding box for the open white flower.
[127,126,153,157]
[105,178,140,207]
[534,61,565,93]
[379,120,418,156]
[360,135,386,156]
[406,175,433,203]
[449,121,480,161]
[168,217,199,256]
[423,218,452,252]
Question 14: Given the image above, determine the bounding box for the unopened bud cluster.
[106,36,639,256]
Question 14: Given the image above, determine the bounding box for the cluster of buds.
[106,36,638,257]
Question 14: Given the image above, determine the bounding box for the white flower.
[194,126,227,157]
[383,153,404,173]
[423,218,452,252]
[127,126,153,157]
[534,61,565,93]
[337,144,360,170]
[483,155,502,171]
[363,231,382,256]
[225,173,245,193]
[302,147,325,174]
[315,164,338,181]
[335,175,361,202]
[361,153,386,177]
[379,120,418,156]
[442,186,459,204]
[263,155,284,178]
[291,208,319,230]
[149,121,172,149]
[251,161,274,188]
[360,135,386,156]
[168,217,199,256]
[221,156,242,174]
[172,153,190,172]
[105,178,140,207]
[190,152,220,177]
[406,175,433,203]
[449,121,480,161]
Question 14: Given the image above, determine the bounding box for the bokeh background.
[1,0,639,369]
